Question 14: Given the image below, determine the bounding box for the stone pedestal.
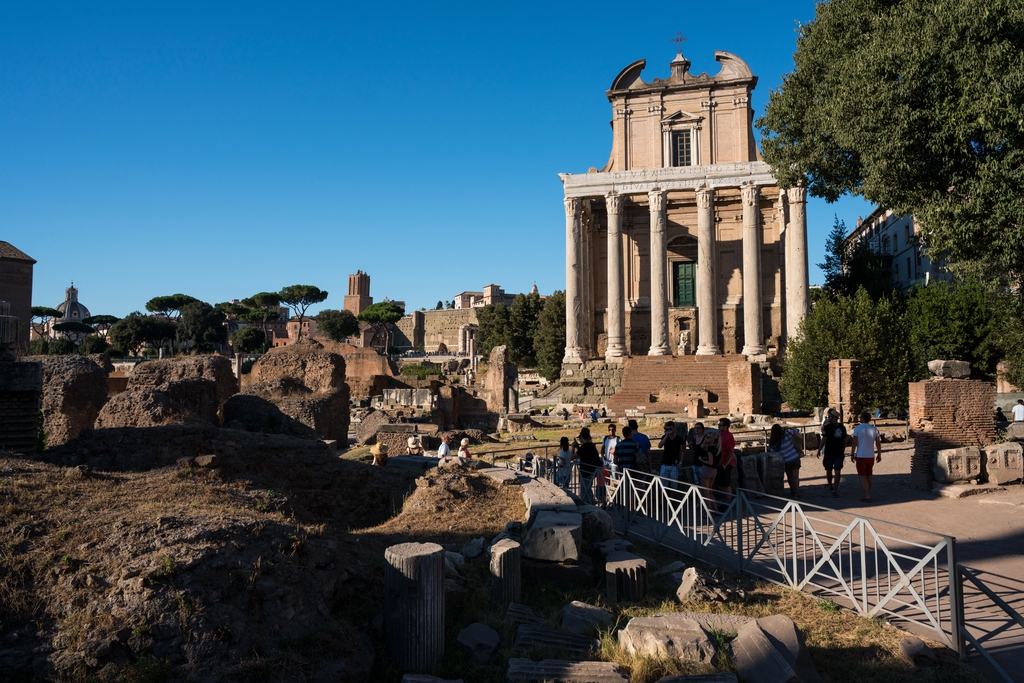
[757,452,786,497]
[828,359,860,423]
[490,538,522,605]
[384,542,445,672]
[605,551,648,603]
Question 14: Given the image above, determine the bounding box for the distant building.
[0,241,35,351]
[842,207,949,292]
[344,270,373,316]
[453,283,537,309]
[44,283,91,340]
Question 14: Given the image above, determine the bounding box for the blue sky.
[1,1,872,317]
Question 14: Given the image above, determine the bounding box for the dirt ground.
[794,440,1024,681]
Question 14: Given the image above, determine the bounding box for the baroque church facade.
[559,50,809,364]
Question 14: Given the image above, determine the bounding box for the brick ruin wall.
[0,361,42,454]
[909,378,996,488]
[393,309,478,352]
[828,359,861,424]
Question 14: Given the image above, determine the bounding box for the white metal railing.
[595,468,960,651]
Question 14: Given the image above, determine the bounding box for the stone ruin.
[30,354,112,444]
[0,301,42,453]
[226,339,350,442]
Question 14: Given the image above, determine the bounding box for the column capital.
[563,196,582,217]
[787,184,807,204]
[695,184,713,209]
[647,189,666,212]
[605,192,623,215]
[741,182,760,206]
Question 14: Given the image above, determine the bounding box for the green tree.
[177,301,227,351]
[239,292,283,338]
[278,285,328,340]
[145,294,198,321]
[534,291,566,382]
[30,306,63,339]
[316,309,360,342]
[109,313,176,356]
[358,301,404,351]
[229,326,267,354]
[79,335,109,354]
[82,315,120,336]
[819,216,895,300]
[781,288,916,411]
[508,290,544,366]
[47,338,76,355]
[28,338,48,355]
[906,279,1003,378]
[475,304,511,357]
[758,0,1024,281]
[435,301,444,310]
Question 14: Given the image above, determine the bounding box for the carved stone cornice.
[605,193,623,215]
[559,161,777,197]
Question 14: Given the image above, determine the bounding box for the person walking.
[1013,399,1024,422]
[602,424,619,471]
[817,409,848,497]
[628,419,652,472]
[436,434,451,459]
[850,411,882,502]
[716,418,736,503]
[658,421,686,485]
[769,424,802,498]
[574,427,604,504]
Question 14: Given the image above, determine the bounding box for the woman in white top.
[556,436,573,486]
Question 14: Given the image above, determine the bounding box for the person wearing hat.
[573,427,604,504]
[818,409,848,497]
[371,443,389,467]
[458,437,471,459]
[407,435,423,456]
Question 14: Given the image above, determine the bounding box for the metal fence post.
[947,536,967,661]
[734,490,744,572]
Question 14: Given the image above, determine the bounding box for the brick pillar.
[828,359,860,423]
[728,361,762,415]
[909,377,996,489]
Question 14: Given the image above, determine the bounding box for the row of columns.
[563,184,809,364]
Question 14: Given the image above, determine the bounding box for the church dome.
[56,283,91,323]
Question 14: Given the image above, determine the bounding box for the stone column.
[384,542,445,671]
[605,193,626,362]
[695,185,720,355]
[787,185,809,340]
[741,183,765,357]
[563,197,584,363]
[647,189,670,355]
[489,538,522,604]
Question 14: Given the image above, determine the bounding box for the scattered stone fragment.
[676,567,736,603]
[617,614,716,663]
[755,615,821,683]
[522,511,582,562]
[457,622,501,663]
[560,601,613,634]
[899,636,938,667]
[653,560,686,576]
[982,442,1023,485]
[505,603,545,627]
[669,611,752,637]
[729,620,799,683]
[480,467,521,485]
[446,551,466,567]
[513,625,599,657]
[506,658,628,683]
[521,477,577,518]
[193,454,218,468]
[577,504,615,542]
[593,539,634,558]
[461,537,486,559]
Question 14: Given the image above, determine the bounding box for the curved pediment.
[610,59,647,91]
[712,51,757,86]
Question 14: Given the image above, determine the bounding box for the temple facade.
[559,50,808,365]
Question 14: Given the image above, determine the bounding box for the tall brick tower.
[344,270,372,316]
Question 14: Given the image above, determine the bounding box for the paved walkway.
[795,441,1024,682]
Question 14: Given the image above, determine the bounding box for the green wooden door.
[674,261,695,307]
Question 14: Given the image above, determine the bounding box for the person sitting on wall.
[458,437,472,459]
[437,434,452,458]
[407,435,423,456]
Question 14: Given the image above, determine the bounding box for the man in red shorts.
[850,411,882,502]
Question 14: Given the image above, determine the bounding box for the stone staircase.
[607,355,746,415]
